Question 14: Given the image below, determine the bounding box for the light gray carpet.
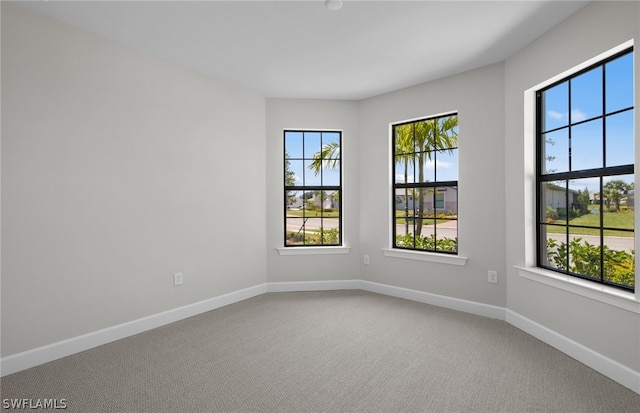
[1,290,639,412]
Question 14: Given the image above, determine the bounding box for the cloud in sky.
[546,109,588,123]
[571,109,587,122]
[425,159,453,169]
[548,110,564,120]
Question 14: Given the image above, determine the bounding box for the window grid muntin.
[536,47,634,292]
[284,130,342,247]
[392,113,459,254]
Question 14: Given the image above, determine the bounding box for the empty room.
[1,1,639,412]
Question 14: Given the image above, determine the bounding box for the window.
[284,130,341,246]
[392,113,459,253]
[537,48,634,292]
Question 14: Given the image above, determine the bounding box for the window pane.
[542,129,568,174]
[286,217,306,245]
[303,132,322,158]
[395,188,414,217]
[416,218,436,250]
[568,177,599,227]
[285,190,303,210]
[323,190,340,213]
[437,115,459,150]
[436,229,457,253]
[603,234,634,289]
[541,181,567,217]
[603,174,634,227]
[322,162,340,186]
[417,153,435,183]
[443,186,458,216]
[571,119,602,171]
[606,53,634,114]
[287,160,304,186]
[571,66,603,121]
[606,110,634,168]
[568,227,600,281]
[285,131,303,158]
[542,81,568,132]
[395,218,416,248]
[541,225,567,270]
[322,132,340,147]
[395,156,411,184]
[436,148,458,181]
[302,190,316,214]
[304,160,322,186]
[394,124,414,155]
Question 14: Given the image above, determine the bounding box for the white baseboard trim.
[506,309,640,394]
[0,283,267,377]
[267,279,362,292]
[360,280,507,320]
[3,280,638,396]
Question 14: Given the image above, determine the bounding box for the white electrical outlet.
[173,272,184,286]
[364,255,370,265]
[488,270,498,284]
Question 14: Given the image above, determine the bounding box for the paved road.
[546,233,634,252]
[286,216,339,233]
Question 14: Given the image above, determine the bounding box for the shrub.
[546,238,634,288]
[321,228,339,244]
[546,206,559,221]
[396,234,457,252]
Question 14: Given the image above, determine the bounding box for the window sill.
[381,248,468,266]
[514,266,639,314]
[277,246,351,256]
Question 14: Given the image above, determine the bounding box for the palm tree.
[412,115,458,235]
[603,180,630,211]
[395,123,416,234]
[308,141,340,176]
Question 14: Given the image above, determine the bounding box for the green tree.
[284,151,297,206]
[411,116,458,235]
[603,180,630,211]
[395,123,416,234]
[577,187,590,215]
[308,141,340,175]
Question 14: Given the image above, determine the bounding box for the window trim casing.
[535,46,635,292]
[522,39,638,303]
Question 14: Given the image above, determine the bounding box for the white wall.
[504,1,640,371]
[1,4,267,357]
[358,63,507,307]
[266,99,361,282]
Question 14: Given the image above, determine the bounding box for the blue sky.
[542,51,634,194]
[285,131,341,187]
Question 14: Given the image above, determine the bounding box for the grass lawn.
[286,209,339,218]
[395,217,454,225]
[546,210,634,237]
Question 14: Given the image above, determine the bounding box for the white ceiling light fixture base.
[325,0,343,11]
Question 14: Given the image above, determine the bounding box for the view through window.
[284,130,342,246]
[537,48,634,291]
[392,113,459,253]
